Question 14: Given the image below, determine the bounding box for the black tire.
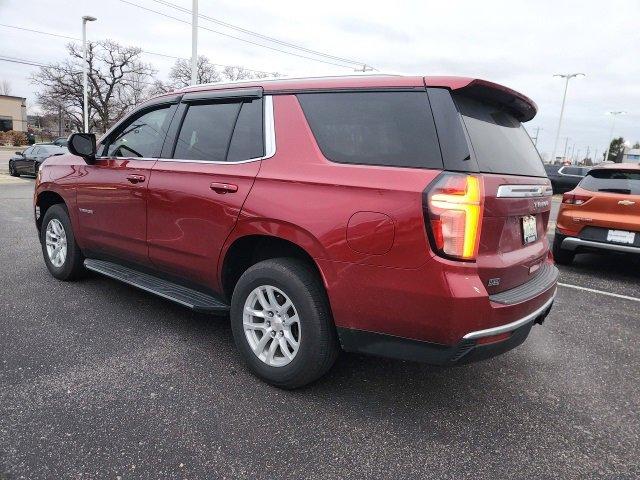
[553,233,575,265]
[8,161,19,177]
[40,204,85,281]
[230,258,339,389]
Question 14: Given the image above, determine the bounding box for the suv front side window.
[103,106,171,158]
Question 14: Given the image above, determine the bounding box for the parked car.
[34,75,558,388]
[545,164,591,193]
[8,144,68,177]
[52,136,68,147]
[553,163,640,264]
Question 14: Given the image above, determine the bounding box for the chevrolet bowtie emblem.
[618,200,635,206]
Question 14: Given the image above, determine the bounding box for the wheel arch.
[35,190,68,232]
[219,232,332,302]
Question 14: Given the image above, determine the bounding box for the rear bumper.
[338,292,555,365]
[561,236,640,255]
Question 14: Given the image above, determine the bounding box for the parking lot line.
[558,282,640,303]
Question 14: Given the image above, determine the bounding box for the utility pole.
[593,148,598,163]
[551,73,585,165]
[532,126,542,146]
[562,137,570,162]
[585,146,590,163]
[191,0,198,86]
[604,111,626,162]
[82,15,97,133]
[58,106,62,137]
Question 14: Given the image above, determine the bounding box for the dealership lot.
[1,176,638,479]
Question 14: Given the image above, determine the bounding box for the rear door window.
[454,94,546,177]
[297,91,443,169]
[227,99,264,162]
[579,170,640,195]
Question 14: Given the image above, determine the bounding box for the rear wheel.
[8,161,19,177]
[553,233,575,265]
[40,204,85,280]
[230,258,339,389]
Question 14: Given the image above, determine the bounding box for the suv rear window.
[579,169,640,195]
[297,91,442,169]
[454,95,546,177]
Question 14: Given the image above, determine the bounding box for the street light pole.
[551,73,585,163]
[191,0,198,85]
[563,137,570,162]
[603,111,626,162]
[82,15,97,133]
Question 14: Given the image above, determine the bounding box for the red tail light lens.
[424,173,483,260]
[562,193,592,205]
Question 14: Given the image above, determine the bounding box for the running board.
[84,259,229,314]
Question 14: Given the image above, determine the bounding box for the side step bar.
[84,259,230,314]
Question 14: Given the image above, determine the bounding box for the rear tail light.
[562,193,592,205]
[423,173,483,261]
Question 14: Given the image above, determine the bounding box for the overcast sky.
[1,0,639,159]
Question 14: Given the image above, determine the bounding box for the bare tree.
[0,79,12,95]
[31,40,156,133]
[170,55,221,88]
[221,66,273,81]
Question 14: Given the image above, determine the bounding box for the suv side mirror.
[68,133,97,163]
[15,151,23,156]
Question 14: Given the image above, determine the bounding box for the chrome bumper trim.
[561,237,640,254]
[463,290,556,340]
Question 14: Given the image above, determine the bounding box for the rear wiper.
[598,188,631,194]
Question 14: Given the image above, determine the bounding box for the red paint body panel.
[75,158,154,264]
[146,160,260,289]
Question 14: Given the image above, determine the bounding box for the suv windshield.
[579,169,640,195]
[454,95,546,177]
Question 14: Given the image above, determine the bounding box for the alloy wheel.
[45,218,68,268]
[243,285,301,367]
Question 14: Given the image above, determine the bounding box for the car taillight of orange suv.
[34,75,557,388]
[553,164,640,264]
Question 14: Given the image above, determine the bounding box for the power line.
[117,0,358,69]
[0,23,278,75]
[148,0,372,69]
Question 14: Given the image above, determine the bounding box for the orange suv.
[553,163,640,264]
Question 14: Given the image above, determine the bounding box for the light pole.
[82,15,97,133]
[551,73,585,163]
[603,111,626,162]
[191,0,198,85]
[563,137,570,162]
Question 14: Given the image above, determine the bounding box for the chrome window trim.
[496,184,553,198]
[155,95,276,165]
[463,290,556,340]
[557,166,585,178]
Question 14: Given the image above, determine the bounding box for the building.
[0,94,27,132]
[622,147,640,164]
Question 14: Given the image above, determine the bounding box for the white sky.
[1,0,639,159]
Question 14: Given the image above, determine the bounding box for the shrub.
[0,131,7,145]
[9,130,27,146]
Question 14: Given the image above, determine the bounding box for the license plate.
[606,229,635,244]
[522,215,537,244]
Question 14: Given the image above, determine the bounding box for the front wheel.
[230,258,339,389]
[40,204,85,280]
[8,161,19,177]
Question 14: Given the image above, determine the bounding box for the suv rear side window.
[454,95,546,177]
[227,99,264,161]
[579,169,640,195]
[174,102,241,162]
[297,91,443,169]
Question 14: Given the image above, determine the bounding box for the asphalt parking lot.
[1,170,639,479]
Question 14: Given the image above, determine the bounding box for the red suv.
[34,75,557,388]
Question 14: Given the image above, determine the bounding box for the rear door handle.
[126,174,146,184]
[210,182,238,194]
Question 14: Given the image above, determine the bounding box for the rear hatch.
[426,81,551,295]
[567,168,640,244]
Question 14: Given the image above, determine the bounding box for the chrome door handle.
[126,174,146,184]
[210,182,238,194]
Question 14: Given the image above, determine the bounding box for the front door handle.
[126,174,146,184]
[210,182,238,194]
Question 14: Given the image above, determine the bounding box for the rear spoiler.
[425,77,537,122]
